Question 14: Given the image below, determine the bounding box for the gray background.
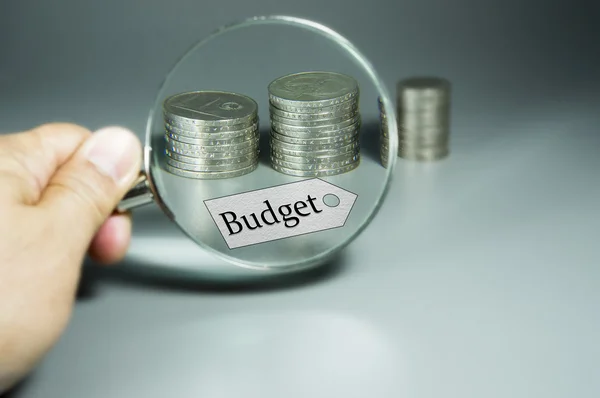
[1,0,600,397]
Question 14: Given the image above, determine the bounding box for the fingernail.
[82,126,141,185]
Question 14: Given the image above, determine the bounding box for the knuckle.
[33,123,92,147]
[34,122,90,137]
[50,164,116,222]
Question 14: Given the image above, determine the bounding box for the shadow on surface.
[2,386,21,397]
[76,251,346,299]
[360,120,382,162]
[258,127,271,166]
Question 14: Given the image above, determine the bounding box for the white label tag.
[204,179,358,249]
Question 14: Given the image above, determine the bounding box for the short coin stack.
[396,77,451,161]
[268,71,361,177]
[162,91,260,179]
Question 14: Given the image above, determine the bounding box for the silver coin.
[269,99,359,115]
[397,77,451,107]
[270,138,360,154]
[399,147,449,161]
[381,124,404,137]
[272,120,361,139]
[165,150,259,166]
[165,136,259,153]
[270,149,360,164]
[400,125,447,136]
[271,160,359,177]
[166,157,258,172]
[165,162,258,179]
[270,155,360,171]
[166,143,258,159]
[165,130,259,146]
[269,104,359,121]
[164,116,258,132]
[163,91,258,127]
[268,71,359,109]
[270,129,358,145]
[165,121,258,139]
[270,116,361,136]
[396,77,451,161]
[399,134,449,148]
[270,112,359,127]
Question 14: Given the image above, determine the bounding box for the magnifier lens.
[145,16,397,272]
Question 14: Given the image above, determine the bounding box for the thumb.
[39,126,142,258]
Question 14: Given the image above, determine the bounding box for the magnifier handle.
[115,170,154,213]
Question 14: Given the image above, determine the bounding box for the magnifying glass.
[116,15,398,274]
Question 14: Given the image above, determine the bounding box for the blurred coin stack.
[396,77,451,161]
[162,91,260,179]
[268,71,361,177]
[378,96,390,167]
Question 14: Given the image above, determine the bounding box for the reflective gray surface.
[1,0,599,397]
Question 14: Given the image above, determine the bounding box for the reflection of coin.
[164,162,258,179]
[163,91,257,126]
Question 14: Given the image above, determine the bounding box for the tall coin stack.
[396,77,451,161]
[378,96,390,167]
[268,71,361,177]
[163,91,260,179]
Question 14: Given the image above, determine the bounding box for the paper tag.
[204,179,358,249]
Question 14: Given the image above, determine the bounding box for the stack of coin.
[396,77,451,161]
[267,71,361,177]
[162,91,260,179]
[378,96,390,167]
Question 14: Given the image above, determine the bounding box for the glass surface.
[145,16,398,271]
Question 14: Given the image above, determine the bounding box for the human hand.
[0,123,142,392]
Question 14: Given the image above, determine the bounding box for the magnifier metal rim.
[142,15,398,272]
